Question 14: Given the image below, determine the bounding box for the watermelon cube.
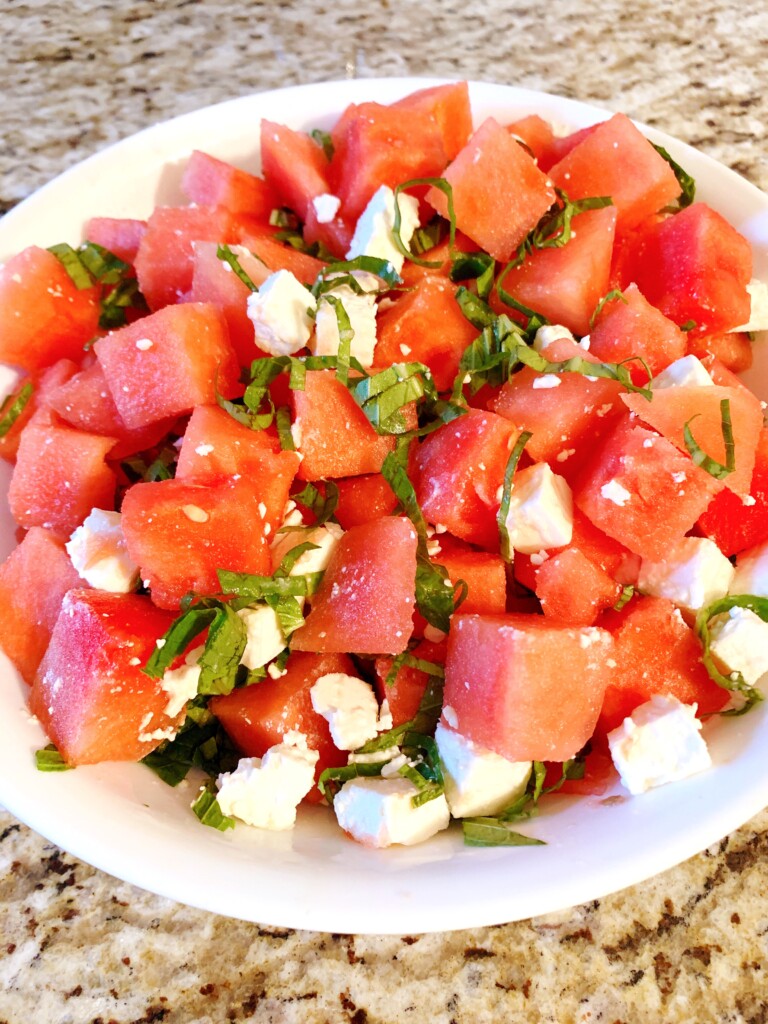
[292,517,418,655]
[260,120,331,222]
[374,638,447,728]
[443,613,614,761]
[426,117,556,262]
[181,150,277,221]
[84,218,147,264]
[332,473,399,530]
[29,590,181,764]
[697,425,768,556]
[391,82,473,161]
[589,283,686,381]
[0,527,84,683]
[95,302,240,430]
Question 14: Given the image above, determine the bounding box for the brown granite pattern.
[2,0,768,1020]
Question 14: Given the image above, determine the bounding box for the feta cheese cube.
[730,279,768,333]
[271,522,344,577]
[311,275,379,367]
[731,541,768,598]
[608,694,711,795]
[0,363,22,404]
[160,644,204,718]
[312,192,341,224]
[310,672,380,750]
[66,509,140,593]
[216,731,319,830]
[435,722,532,818]
[333,776,450,847]
[346,185,419,274]
[504,463,573,554]
[651,355,715,390]
[709,606,768,687]
[638,536,735,613]
[600,479,632,507]
[237,605,286,670]
[532,324,575,353]
[246,270,316,356]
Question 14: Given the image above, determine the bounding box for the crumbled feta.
[709,606,768,687]
[271,522,344,576]
[504,463,573,554]
[435,722,532,818]
[310,672,380,750]
[66,509,140,593]
[160,644,204,718]
[312,192,341,224]
[600,479,631,507]
[0,364,22,404]
[237,604,286,670]
[532,324,575,353]
[608,695,711,795]
[246,270,316,356]
[311,273,379,367]
[333,776,450,847]
[216,731,319,830]
[729,279,768,333]
[531,373,561,389]
[651,355,714,390]
[346,184,419,274]
[638,536,735,613]
[731,541,768,598]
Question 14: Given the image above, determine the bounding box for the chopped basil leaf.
[514,344,653,400]
[683,398,735,480]
[35,743,72,772]
[509,191,614,271]
[77,242,131,284]
[384,651,445,688]
[350,361,429,435]
[590,289,628,328]
[197,603,248,695]
[216,244,259,292]
[141,697,240,785]
[381,452,459,633]
[121,444,177,483]
[695,594,768,715]
[311,128,334,161]
[47,242,94,290]
[317,760,387,801]
[191,780,236,831]
[291,481,340,526]
[357,674,445,757]
[455,286,496,331]
[680,319,697,332]
[314,255,402,291]
[613,584,635,611]
[450,253,496,300]
[275,405,295,451]
[99,276,148,330]
[216,366,275,432]
[410,218,445,256]
[450,311,525,399]
[398,761,444,806]
[462,819,545,847]
[393,177,456,268]
[216,569,316,601]
[269,207,300,229]
[0,380,33,439]
[652,143,696,208]
[266,593,306,637]
[494,269,550,334]
[143,606,219,679]
[497,430,533,561]
[321,294,354,387]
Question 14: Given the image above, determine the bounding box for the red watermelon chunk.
[333,473,399,530]
[534,547,622,626]
[427,117,557,262]
[491,206,618,335]
[0,527,84,684]
[595,595,729,738]
[414,408,518,550]
[8,408,117,538]
[622,384,762,496]
[210,651,353,803]
[435,535,507,615]
[134,205,236,311]
[697,425,768,556]
[588,283,686,381]
[234,225,327,286]
[0,246,100,372]
[620,203,752,336]
[95,302,240,430]
[292,517,418,655]
[260,120,331,222]
[84,218,147,264]
[181,150,277,221]
[0,358,78,462]
[573,416,722,561]
[443,613,614,762]
[47,361,176,460]
[373,276,479,392]
[29,590,180,765]
[121,476,274,609]
[548,113,681,229]
[391,82,473,161]
[687,331,753,375]
[291,370,415,481]
[506,115,557,167]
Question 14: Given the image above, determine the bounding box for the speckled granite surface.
[2,1,768,1021]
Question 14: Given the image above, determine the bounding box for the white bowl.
[1,79,767,935]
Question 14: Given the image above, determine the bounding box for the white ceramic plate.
[1,79,767,935]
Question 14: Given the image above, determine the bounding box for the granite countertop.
[2,1,768,1021]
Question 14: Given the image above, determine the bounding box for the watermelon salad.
[1,80,768,849]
